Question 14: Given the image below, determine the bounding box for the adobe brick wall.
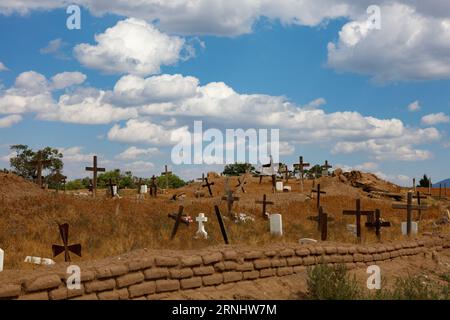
[0,234,449,300]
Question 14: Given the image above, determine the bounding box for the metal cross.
[52,223,81,262]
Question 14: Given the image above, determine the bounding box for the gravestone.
[276,181,283,192]
[401,221,418,236]
[140,184,148,194]
[195,213,208,239]
[269,213,283,236]
[299,238,317,245]
[24,256,55,265]
[0,248,3,272]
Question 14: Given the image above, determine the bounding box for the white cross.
[195,213,208,239]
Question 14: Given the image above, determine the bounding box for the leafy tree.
[157,174,186,189]
[223,163,255,176]
[419,174,431,187]
[9,145,63,181]
[304,164,323,179]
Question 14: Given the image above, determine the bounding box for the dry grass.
[0,175,448,269]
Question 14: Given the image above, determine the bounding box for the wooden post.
[319,207,328,241]
[214,205,229,244]
[170,206,184,240]
[413,178,416,193]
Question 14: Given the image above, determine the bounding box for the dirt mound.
[332,169,401,193]
[0,172,46,200]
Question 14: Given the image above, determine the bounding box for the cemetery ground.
[0,170,450,299]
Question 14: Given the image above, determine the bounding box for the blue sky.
[0,1,449,185]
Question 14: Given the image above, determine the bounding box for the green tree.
[157,174,186,189]
[223,163,255,176]
[9,145,63,181]
[305,164,323,179]
[419,174,431,187]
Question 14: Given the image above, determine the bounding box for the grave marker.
[29,151,52,188]
[85,156,106,197]
[294,156,310,193]
[195,213,208,239]
[259,155,277,184]
[107,179,118,198]
[311,184,326,209]
[149,175,157,197]
[214,205,229,244]
[413,178,416,193]
[269,214,283,236]
[24,256,55,265]
[221,190,240,218]
[202,178,215,197]
[365,209,391,241]
[161,165,172,190]
[318,206,330,241]
[413,191,427,221]
[401,222,418,236]
[52,223,81,262]
[278,163,290,183]
[170,206,185,240]
[168,212,192,225]
[321,160,332,176]
[343,199,374,239]
[235,177,247,193]
[255,194,274,219]
[392,191,428,236]
[196,173,205,183]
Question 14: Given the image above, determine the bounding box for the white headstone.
[276,181,284,192]
[24,256,55,265]
[270,213,283,236]
[283,186,291,192]
[347,224,357,235]
[112,185,118,196]
[139,185,148,194]
[195,213,208,239]
[299,238,318,245]
[401,222,418,236]
[0,248,3,272]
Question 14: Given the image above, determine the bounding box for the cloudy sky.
[0,0,449,185]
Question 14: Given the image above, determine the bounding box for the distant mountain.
[433,178,450,187]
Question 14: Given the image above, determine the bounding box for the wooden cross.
[278,164,290,183]
[85,156,105,197]
[413,191,427,221]
[52,223,81,262]
[318,206,330,241]
[149,175,157,197]
[170,206,185,240]
[311,184,326,209]
[294,156,310,193]
[365,209,391,241]
[196,173,205,183]
[392,191,428,236]
[255,194,274,218]
[29,151,52,188]
[168,212,191,225]
[161,165,172,190]
[235,176,247,193]
[202,177,215,197]
[50,171,67,193]
[214,205,229,244]
[343,199,374,239]
[221,190,240,218]
[321,160,332,176]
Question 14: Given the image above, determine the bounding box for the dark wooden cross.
[196,173,205,183]
[221,190,240,218]
[413,191,427,221]
[235,177,247,193]
[170,206,185,240]
[202,177,215,197]
[168,212,191,225]
[255,194,274,219]
[29,151,52,188]
[343,199,375,239]
[52,223,81,262]
[294,156,310,192]
[392,191,428,236]
[318,206,330,241]
[149,175,157,197]
[107,178,117,198]
[311,184,326,209]
[278,164,290,183]
[365,209,391,241]
[161,165,172,190]
[321,160,332,176]
[85,156,105,197]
